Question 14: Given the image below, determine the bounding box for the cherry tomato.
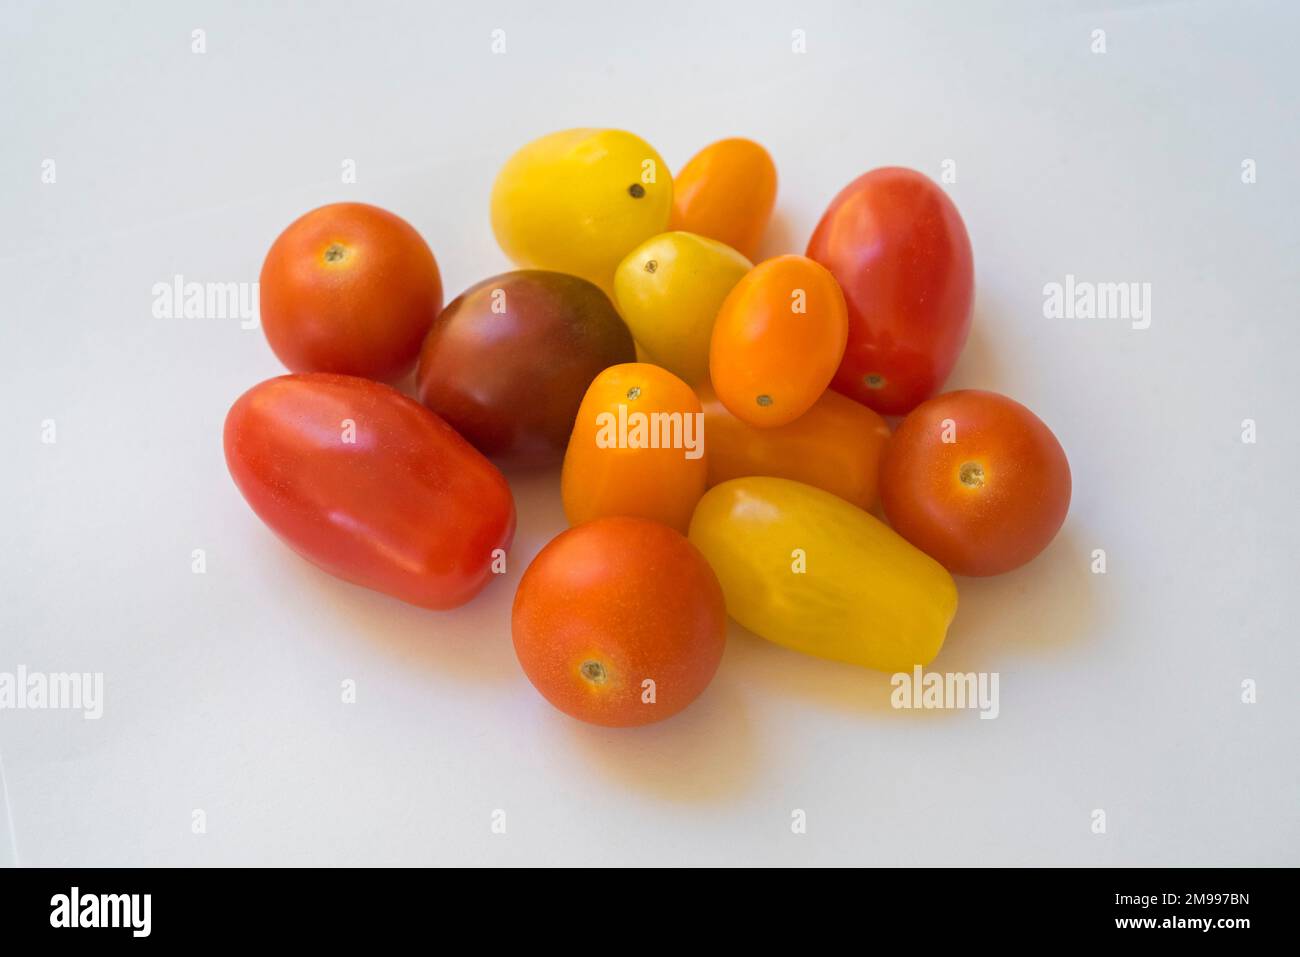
[561,363,706,533]
[224,373,515,609]
[259,202,442,381]
[697,383,891,510]
[806,167,973,415]
[512,517,726,727]
[491,128,672,292]
[709,254,848,427]
[689,477,957,671]
[669,137,777,261]
[416,270,634,468]
[880,390,1070,577]
[613,231,751,386]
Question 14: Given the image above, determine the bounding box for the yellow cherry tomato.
[688,477,957,671]
[491,129,672,291]
[709,254,848,428]
[697,383,891,510]
[670,138,777,261]
[613,231,751,386]
[562,363,707,533]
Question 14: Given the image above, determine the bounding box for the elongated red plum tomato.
[416,271,634,467]
[259,203,443,381]
[224,373,515,609]
[880,390,1070,577]
[806,168,973,415]
[512,517,726,727]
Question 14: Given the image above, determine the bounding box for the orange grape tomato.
[708,254,848,428]
[670,137,777,261]
[697,383,890,510]
[561,363,707,533]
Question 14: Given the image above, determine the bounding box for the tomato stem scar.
[756,394,773,407]
[644,259,658,273]
[627,183,646,198]
[324,243,347,263]
[959,462,985,488]
[864,373,885,389]
[580,660,607,684]
[626,386,641,400]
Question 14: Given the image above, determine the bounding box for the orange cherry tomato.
[512,517,727,727]
[561,363,706,533]
[260,202,443,381]
[670,137,777,261]
[709,254,848,428]
[697,383,891,510]
[880,390,1071,577]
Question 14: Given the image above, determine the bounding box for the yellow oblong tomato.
[562,363,707,533]
[697,383,891,510]
[688,477,957,671]
[491,129,672,292]
[670,138,777,261]
[613,231,751,386]
[709,254,848,428]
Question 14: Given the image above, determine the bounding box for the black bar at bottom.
[0,865,1281,942]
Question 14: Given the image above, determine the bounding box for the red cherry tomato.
[806,168,973,415]
[259,202,443,382]
[880,390,1070,577]
[512,517,727,727]
[224,373,515,609]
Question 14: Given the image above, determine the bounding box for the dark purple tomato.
[416,270,635,467]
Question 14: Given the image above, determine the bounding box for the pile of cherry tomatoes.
[225,129,1071,728]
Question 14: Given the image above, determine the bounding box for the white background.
[2,0,1297,866]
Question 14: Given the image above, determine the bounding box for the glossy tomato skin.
[697,383,891,510]
[224,373,515,609]
[613,231,751,386]
[669,138,777,261]
[416,271,634,468]
[259,202,443,381]
[880,390,1070,577]
[491,129,672,292]
[689,477,957,671]
[562,363,706,533]
[512,517,727,727]
[806,168,973,415]
[709,254,848,428]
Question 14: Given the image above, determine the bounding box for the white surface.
[1,0,1297,866]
